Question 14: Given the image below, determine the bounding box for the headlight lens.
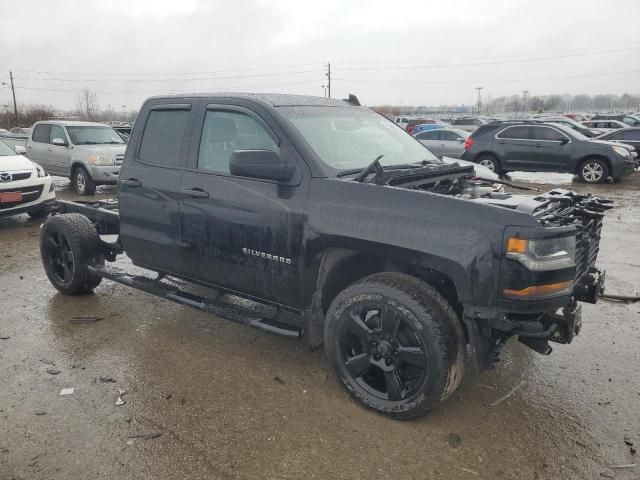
[87,154,114,166]
[613,146,630,157]
[506,236,576,271]
[33,162,47,177]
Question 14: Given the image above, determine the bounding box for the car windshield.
[278,106,440,171]
[0,139,17,156]
[548,123,589,141]
[66,126,125,145]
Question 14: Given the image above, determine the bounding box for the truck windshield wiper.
[352,155,385,184]
[337,156,424,180]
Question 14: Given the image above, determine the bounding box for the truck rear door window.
[197,110,278,174]
[32,124,51,143]
[139,109,190,166]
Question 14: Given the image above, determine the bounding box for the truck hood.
[0,153,37,172]
[73,144,126,154]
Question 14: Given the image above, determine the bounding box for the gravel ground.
[0,173,639,480]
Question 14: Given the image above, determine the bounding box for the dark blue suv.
[462,120,637,183]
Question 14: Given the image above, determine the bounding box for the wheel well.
[576,155,611,175]
[71,162,86,175]
[319,251,460,316]
[474,151,499,164]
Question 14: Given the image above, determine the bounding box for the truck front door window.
[198,110,278,174]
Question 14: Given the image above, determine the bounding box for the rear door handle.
[182,187,209,198]
[121,178,142,187]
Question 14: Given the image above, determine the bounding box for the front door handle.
[534,143,542,148]
[121,178,142,188]
[182,187,209,198]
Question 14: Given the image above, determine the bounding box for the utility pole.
[326,62,331,99]
[475,86,483,114]
[1,71,18,125]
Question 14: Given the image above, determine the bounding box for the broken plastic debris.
[118,389,127,396]
[59,388,74,396]
[33,410,47,416]
[128,432,161,440]
[99,377,116,383]
[70,316,104,324]
[0,336,10,340]
[116,396,126,406]
[46,369,61,375]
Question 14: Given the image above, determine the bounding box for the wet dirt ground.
[1,174,639,480]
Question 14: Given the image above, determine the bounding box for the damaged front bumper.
[464,267,605,370]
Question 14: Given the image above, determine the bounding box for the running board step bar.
[88,265,302,339]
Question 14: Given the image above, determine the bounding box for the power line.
[12,62,324,77]
[15,68,325,84]
[331,44,640,69]
[333,68,640,85]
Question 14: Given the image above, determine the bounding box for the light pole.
[475,86,483,114]
[522,90,529,116]
[121,105,127,122]
[1,71,18,125]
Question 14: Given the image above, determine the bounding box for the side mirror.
[14,145,26,155]
[558,138,569,145]
[229,150,295,182]
[52,138,67,146]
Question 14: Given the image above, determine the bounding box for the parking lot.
[1,172,638,480]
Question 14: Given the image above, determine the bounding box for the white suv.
[0,140,55,218]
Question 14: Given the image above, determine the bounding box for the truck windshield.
[66,126,125,145]
[278,106,440,171]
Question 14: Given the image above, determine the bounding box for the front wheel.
[40,213,103,294]
[578,158,609,184]
[71,166,96,195]
[324,273,465,420]
[476,155,501,174]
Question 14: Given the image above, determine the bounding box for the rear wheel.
[40,213,103,294]
[476,154,501,174]
[324,273,465,419]
[578,158,609,184]
[71,166,96,195]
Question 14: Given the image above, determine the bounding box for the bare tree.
[75,88,99,121]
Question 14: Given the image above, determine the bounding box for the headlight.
[613,146,630,157]
[506,236,575,271]
[87,154,114,166]
[33,162,47,178]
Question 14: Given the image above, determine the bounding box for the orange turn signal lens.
[503,280,573,298]
[506,237,528,254]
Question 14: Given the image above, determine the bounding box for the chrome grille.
[0,170,32,182]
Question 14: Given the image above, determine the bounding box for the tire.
[71,166,96,195]
[324,272,465,420]
[28,207,49,219]
[476,154,501,174]
[40,213,103,295]
[578,158,609,184]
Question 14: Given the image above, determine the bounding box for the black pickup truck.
[39,93,611,419]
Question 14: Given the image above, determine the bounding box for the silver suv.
[26,121,126,194]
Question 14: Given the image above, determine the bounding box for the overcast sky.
[1,0,639,112]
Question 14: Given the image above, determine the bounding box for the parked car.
[26,121,126,195]
[564,113,589,122]
[596,128,640,156]
[451,117,487,132]
[0,139,55,218]
[405,118,435,134]
[591,114,640,127]
[0,128,9,135]
[412,123,446,134]
[0,133,29,150]
[38,93,609,419]
[393,116,412,129]
[531,116,602,137]
[461,120,637,183]
[582,120,629,131]
[10,127,33,135]
[414,128,470,158]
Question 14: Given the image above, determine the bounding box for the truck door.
[27,124,50,168]
[118,102,194,275]
[178,103,308,308]
[47,125,71,175]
